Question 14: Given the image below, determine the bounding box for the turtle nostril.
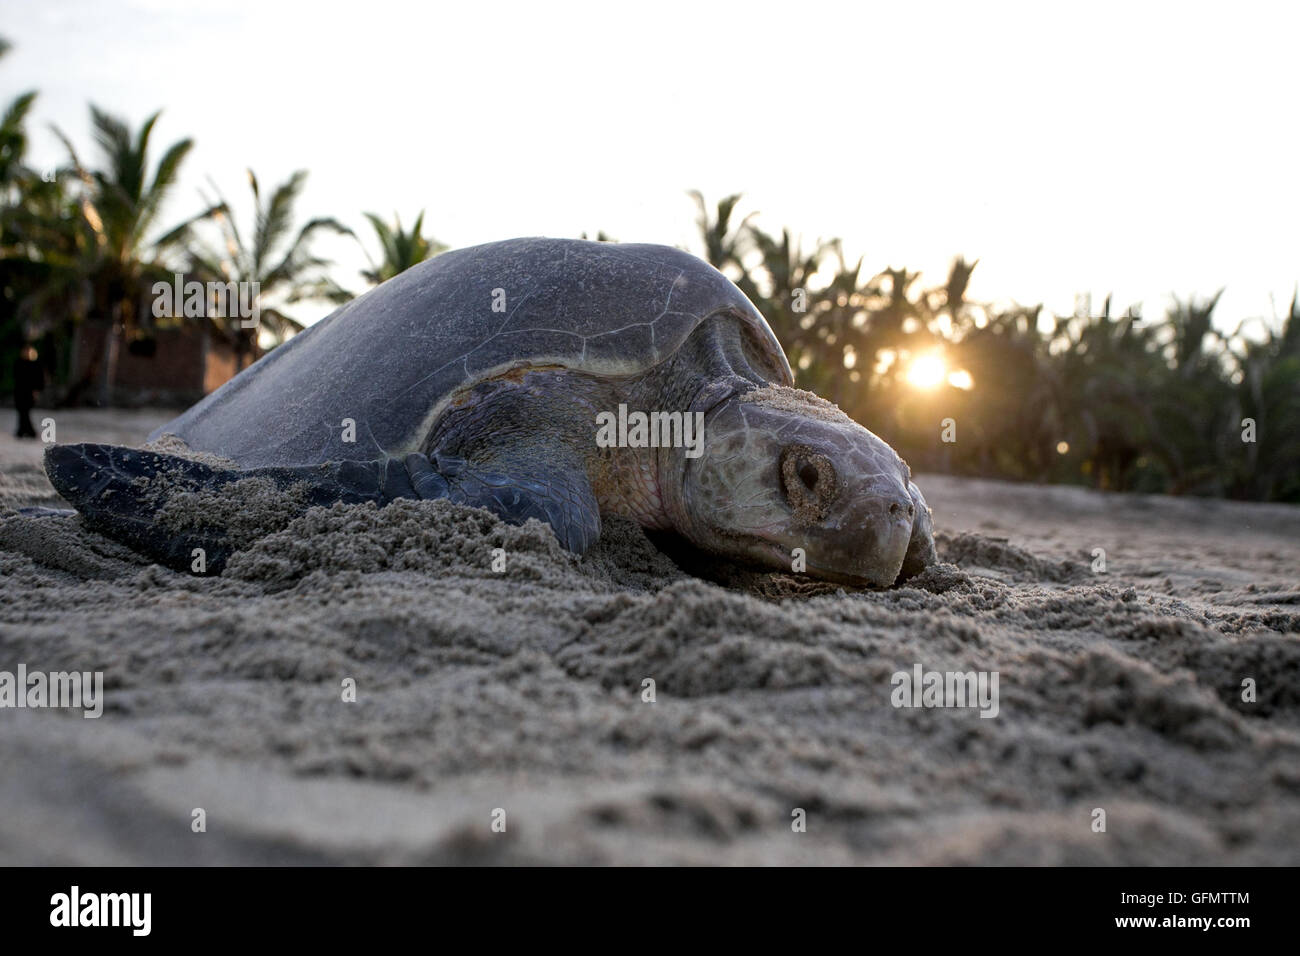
[798,463,819,490]
[887,496,915,520]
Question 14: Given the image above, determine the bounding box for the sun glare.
[947,369,974,390]
[905,353,947,390]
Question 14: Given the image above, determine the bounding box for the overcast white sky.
[5,0,1299,330]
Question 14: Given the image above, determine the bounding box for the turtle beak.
[773,438,915,586]
[794,468,915,587]
[828,502,914,586]
[897,480,937,582]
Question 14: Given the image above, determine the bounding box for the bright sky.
[6,0,1299,330]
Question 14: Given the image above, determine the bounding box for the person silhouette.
[13,344,44,439]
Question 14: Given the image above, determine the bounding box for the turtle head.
[673,385,936,587]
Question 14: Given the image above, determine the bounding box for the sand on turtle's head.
[740,384,856,426]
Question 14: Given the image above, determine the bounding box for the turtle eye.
[780,444,837,519]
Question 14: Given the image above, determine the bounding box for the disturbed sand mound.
[1,465,1298,865]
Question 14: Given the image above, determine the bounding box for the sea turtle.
[43,238,936,586]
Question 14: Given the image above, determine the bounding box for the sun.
[947,369,974,390]
[905,352,947,390]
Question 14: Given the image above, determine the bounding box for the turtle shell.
[152,237,794,468]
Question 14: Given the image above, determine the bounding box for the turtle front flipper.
[435,450,602,554]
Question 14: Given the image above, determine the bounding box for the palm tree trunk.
[99,317,122,406]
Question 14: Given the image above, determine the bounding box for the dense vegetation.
[688,193,1300,502]
[2,40,1296,500]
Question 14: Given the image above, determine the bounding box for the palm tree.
[1147,291,1237,494]
[809,247,875,409]
[188,169,354,366]
[0,38,36,191]
[52,106,220,402]
[1052,300,1166,491]
[359,210,444,285]
[1,39,91,395]
[1,166,90,368]
[688,190,755,283]
[925,256,980,336]
[688,191,837,385]
[745,223,835,386]
[1232,292,1300,500]
[943,301,1059,480]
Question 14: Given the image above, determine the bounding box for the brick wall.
[71,323,251,406]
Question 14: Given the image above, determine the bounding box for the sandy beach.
[1,408,1297,865]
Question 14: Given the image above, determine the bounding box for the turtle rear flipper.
[45,443,245,572]
[43,443,404,574]
[44,442,601,574]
